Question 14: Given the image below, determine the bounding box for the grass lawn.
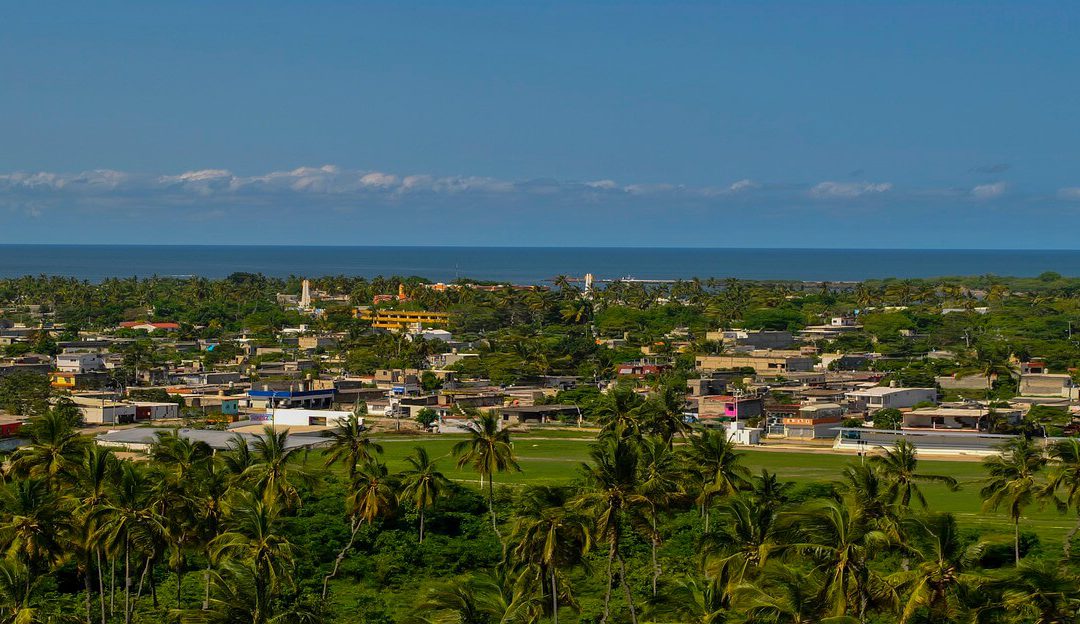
[346,434,1074,547]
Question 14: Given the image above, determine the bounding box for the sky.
[2,1,1079,248]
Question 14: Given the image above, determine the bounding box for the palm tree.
[680,430,751,532]
[574,436,641,624]
[322,460,397,599]
[780,495,894,620]
[508,486,591,624]
[93,462,160,624]
[323,412,382,479]
[210,493,295,622]
[700,496,780,598]
[399,446,450,543]
[452,411,520,536]
[0,558,80,624]
[732,564,858,624]
[1040,437,1080,557]
[888,512,987,623]
[242,426,314,509]
[150,430,213,482]
[635,436,683,595]
[656,576,728,624]
[412,571,541,624]
[871,440,959,508]
[985,559,1080,623]
[958,344,1018,398]
[0,478,74,604]
[72,445,118,624]
[593,385,646,438]
[981,436,1047,565]
[9,407,89,486]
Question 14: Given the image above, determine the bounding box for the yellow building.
[355,309,451,330]
[50,372,77,389]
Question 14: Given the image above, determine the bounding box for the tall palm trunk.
[323,516,363,599]
[551,568,559,624]
[124,537,131,624]
[650,511,660,596]
[617,553,638,624]
[202,547,213,610]
[83,562,93,624]
[1014,516,1021,565]
[488,474,501,538]
[601,538,616,624]
[97,549,106,624]
[1065,513,1080,558]
[419,507,425,543]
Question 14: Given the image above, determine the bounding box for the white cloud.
[729,179,760,193]
[971,182,1006,199]
[1058,187,1080,200]
[809,181,893,198]
[585,179,618,190]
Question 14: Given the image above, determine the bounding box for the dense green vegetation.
[4,403,1080,623]
[6,272,1080,621]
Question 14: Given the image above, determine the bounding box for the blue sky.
[2,1,1079,247]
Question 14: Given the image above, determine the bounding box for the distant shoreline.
[1,245,1079,283]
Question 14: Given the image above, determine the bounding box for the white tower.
[300,279,311,309]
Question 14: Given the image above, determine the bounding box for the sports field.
[353,433,1076,546]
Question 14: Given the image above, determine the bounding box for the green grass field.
[352,434,1075,546]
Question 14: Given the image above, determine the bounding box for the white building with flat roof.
[846,386,936,413]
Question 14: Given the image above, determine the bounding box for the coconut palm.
[508,486,591,624]
[150,430,213,482]
[242,426,315,510]
[732,564,859,624]
[323,412,382,479]
[981,436,1047,565]
[780,495,895,620]
[984,559,1080,624]
[210,493,295,621]
[0,478,74,603]
[700,496,780,597]
[958,344,1018,398]
[871,440,959,509]
[593,385,647,438]
[452,411,520,536]
[411,571,541,624]
[888,512,988,623]
[574,436,642,624]
[656,576,728,624]
[635,436,684,595]
[1040,437,1080,557]
[681,430,751,532]
[92,463,161,624]
[9,407,89,486]
[399,446,451,543]
[322,460,397,599]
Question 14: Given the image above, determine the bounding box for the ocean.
[1,245,1079,283]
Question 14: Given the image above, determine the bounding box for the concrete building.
[56,352,105,374]
[499,404,578,424]
[246,383,335,409]
[355,309,451,330]
[699,395,764,421]
[696,352,815,374]
[72,396,137,425]
[1019,374,1079,399]
[799,317,863,340]
[845,386,937,413]
[704,329,795,350]
[270,408,352,428]
[783,403,844,439]
[131,402,180,421]
[902,405,1021,432]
